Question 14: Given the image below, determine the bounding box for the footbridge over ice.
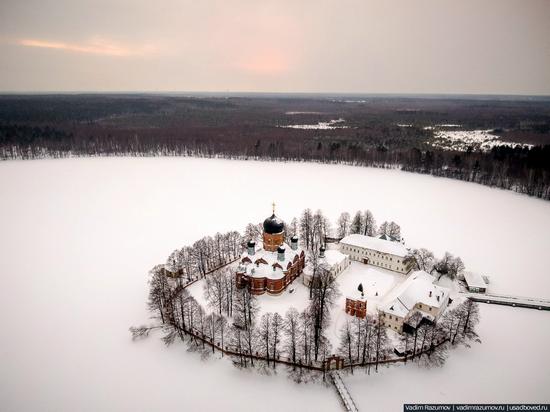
[464,292,550,311]
[329,371,360,412]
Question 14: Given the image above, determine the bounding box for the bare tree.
[299,208,314,250]
[234,285,259,330]
[338,320,356,372]
[359,315,375,367]
[300,309,313,365]
[404,248,435,273]
[378,221,388,237]
[258,313,272,365]
[244,223,262,242]
[373,312,390,372]
[407,311,424,360]
[312,209,329,251]
[434,252,465,280]
[271,312,283,366]
[309,265,340,361]
[204,269,225,315]
[337,212,351,238]
[215,313,228,356]
[284,308,300,364]
[350,211,363,234]
[363,210,377,236]
[388,221,401,240]
[148,266,171,324]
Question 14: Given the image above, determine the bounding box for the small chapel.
[235,205,306,295]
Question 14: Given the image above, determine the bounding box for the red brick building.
[236,210,305,295]
[345,296,367,318]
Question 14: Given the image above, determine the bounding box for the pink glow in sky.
[0,0,549,94]
[17,38,157,57]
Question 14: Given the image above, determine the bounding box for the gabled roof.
[464,271,487,289]
[381,271,450,318]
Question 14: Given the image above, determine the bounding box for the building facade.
[345,295,367,318]
[339,234,409,274]
[236,211,306,295]
[379,271,450,333]
[303,246,351,287]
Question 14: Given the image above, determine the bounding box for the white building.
[379,271,450,333]
[303,247,350,287]
[339,233,409,274]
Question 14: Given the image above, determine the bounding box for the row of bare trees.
[337,313,391,374]
[336,209,400,240]
[404,248,465,280]
[164,231,243,283]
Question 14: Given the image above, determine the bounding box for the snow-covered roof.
[322,249,347,266]
[385,299,409,318]
[239,242,303,280]
[340,234,408,257]
[346,290,368,302]
[381,271,450,318]
[464,271,487,289]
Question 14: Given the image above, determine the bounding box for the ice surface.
[0,157,549,410]
[344,304,550,408]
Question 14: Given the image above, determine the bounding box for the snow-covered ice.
[344,304,550,408]
[0,157,549,410]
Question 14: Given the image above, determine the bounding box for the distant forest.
[1,94,549,199]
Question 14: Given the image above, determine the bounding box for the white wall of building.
[339,242,408,274]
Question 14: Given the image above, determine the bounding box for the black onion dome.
[263,214,284,234]
[277,245,286,253]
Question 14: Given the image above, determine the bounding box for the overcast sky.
[0,0,549,95]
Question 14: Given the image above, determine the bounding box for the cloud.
[17,37,156,57]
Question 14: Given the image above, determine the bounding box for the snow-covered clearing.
[0,157,549,410]
[280,118,348,129]
[336,263,401,308]
[429,129,533,151]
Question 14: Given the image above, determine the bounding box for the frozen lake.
[0,157,549,411]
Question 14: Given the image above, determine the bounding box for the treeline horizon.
[1,94,549,199]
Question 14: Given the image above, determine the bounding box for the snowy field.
[280,118,348,129]
[0,157,549,411]
[429,129,533,151]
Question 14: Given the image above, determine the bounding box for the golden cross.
[272,201,276,214]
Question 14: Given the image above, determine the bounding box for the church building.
[236,207,306,295]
